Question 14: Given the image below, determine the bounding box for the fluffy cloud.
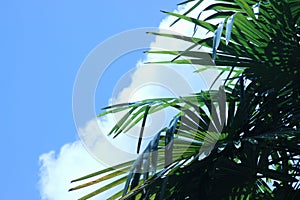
[112,1,218,106]
[38,2,220,200]
[39,141,104,200]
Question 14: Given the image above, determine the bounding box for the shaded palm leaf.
[70,0,300,199]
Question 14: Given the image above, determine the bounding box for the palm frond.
[70,0,300,199]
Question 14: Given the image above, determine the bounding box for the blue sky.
[1,1,185,199]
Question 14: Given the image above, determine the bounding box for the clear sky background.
[1,1,187,199]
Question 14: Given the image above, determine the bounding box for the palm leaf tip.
[137,105,151,153]
[226,13,236,45]
[212,19,225,61]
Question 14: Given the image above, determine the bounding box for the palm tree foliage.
[70,0,300,199]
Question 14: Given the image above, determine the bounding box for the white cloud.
[39,141,104,200]
[38,2,222,199]
[112,1,217,105]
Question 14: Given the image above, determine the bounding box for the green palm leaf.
[70,0,300,199]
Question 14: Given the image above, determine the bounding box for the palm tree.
[70,0,300,199]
